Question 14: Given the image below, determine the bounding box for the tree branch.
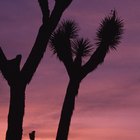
[55,0,73,11]
[81,44,109,79]
[0,47,22,85]
[59,40,73,77]
[80,10,123,79]
[21,0,73,84]
[0,47,8,75]
[38,0,50,24]
[0,47,7,61]
[63,60,73,78]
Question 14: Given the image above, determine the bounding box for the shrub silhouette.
[50,10,123,140]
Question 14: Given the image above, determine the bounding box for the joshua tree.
[0,0,73,140]
[50,10,123,140]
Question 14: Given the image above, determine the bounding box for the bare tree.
[0,0,73,140]
[50,10,123,140]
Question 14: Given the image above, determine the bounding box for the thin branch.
[0,47,8,78]
[38,0,50,24]
[0,47,7,61]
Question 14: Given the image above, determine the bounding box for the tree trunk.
[56,80,80,140]
[6,83,26,140]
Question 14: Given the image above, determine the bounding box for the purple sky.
[0,0,140,140]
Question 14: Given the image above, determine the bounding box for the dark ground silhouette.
[50,10,123,140]
[0,0,73,140]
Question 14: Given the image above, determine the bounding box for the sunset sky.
[0,0,140,140]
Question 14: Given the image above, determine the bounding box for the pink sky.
[0,0,140,140]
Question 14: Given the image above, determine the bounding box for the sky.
[0,0,140,140]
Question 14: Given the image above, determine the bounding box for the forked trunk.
[56,80,80,140]
[6,83,26,140]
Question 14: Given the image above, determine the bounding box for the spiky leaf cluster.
[72,38,93,57]
[50,20,93,61]
[50,11,123,63]
[59,20,79,39]
[50,20,79,61]
[96,10,123,50]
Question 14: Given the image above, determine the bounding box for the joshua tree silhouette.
[0,0,73,140]
[50,10,123,140]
